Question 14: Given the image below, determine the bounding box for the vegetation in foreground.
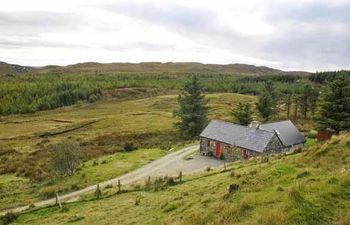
[5,133,349,225]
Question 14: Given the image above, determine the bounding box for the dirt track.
[1,144,225,215]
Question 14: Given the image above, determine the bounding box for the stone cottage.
[199,120,305,161]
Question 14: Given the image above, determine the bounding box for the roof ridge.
[210,120,274,135]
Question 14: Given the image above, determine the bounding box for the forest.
[0,70,349,115]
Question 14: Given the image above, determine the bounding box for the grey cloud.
[102,1,248,45]
[104,2,215,31]
[0,38,88,49]
[256,1,350,70]
[102,42,176,52]
[0,11,85,36]
[266,1,350,25]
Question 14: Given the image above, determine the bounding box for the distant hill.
[0,61,35,75]
[0,61,309,76]
[38,62,309,76]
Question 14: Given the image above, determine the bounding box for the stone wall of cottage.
[264,134,284,154]
[200,137,262,161]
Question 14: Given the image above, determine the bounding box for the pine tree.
[174,75,208,137]
[232,102,254,126]
[283,90,293,118]
[315,74,350,132]
[256,82,274,121]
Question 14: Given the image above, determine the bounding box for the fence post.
[55,192,62,208]
[224,162,226,171]
[117,180,121,193]
[179,171,182,182]
[95,183,101,199]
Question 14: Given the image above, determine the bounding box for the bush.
[261,156,269,163]
[166,177,175,186]
[308,130,318,139]
[1,211,17,225]
[50,140,81,175]
[228,183,239,193]
[219,152,225,160]
[296,171,311,179]
[71,184,80,191]
[124,142,138,152]
[276,186,284,192]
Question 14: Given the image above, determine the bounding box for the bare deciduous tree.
[50,140,81,175]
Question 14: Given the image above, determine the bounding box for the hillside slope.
[37,62,309,75]
[0,61,34,75]
[0,61,309,75]
[9,133,350,225]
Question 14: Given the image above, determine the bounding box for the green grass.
[305,138,317,147]
[0,93,255,211]
[8,134,350,225]
[0,148,166,211]
[0,92,255,152]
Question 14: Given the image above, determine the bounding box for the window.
[243,149,249,160]
[207,140,210,146]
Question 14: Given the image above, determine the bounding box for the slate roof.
[259,120,306,147]
[199,120,275,153]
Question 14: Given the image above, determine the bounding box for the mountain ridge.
[0,61,309,76]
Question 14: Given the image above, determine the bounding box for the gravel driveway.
[1,144,225,215]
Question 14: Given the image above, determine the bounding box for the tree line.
[36,73,350,177]
[175,73,350,137]
[0,81,101,114]
[0,71,349,115]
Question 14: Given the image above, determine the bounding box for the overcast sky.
[1,0,350,71]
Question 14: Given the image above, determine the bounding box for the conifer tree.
[174,75,208,137]
[315,74,350,132]
[256,82,274,122]
[232,102,254,126]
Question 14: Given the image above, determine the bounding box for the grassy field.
[7,133,350,225]
[0,92,255,211]
[0,91,255,152]
[0,148,166,211]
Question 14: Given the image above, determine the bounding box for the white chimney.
[249,121,261,129]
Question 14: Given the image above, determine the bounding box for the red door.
[215,142,221,157]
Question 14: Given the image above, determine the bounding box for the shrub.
[1,211,17,225]
[296,171,311,179]
[50,140,81,176]
[228,183,239,193]
[328,177,338,184]
[308,130,318,139]
[40,190,56,199]
[105,184,113,189]
[219,152,225,160]
[276,186,284,192]
[166,177,175,186]
[124,142,138,152]
[205,167,211,172]
[71,184,80,191]
[261,156,269,163]
[135,197,141,206]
